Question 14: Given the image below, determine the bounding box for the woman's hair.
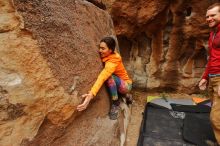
[100,36,116,52]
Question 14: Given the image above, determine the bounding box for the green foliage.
[198,90,209,98]
[160,92,169,102]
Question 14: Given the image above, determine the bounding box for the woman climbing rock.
[77,36,132,120]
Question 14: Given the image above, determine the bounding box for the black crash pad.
[138,102,216,146]
[183,113,216,146]
[137,103,194,146]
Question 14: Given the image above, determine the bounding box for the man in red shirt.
[199,3,220,145]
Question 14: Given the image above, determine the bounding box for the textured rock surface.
[109,0,217,93]
[0,0,119,145]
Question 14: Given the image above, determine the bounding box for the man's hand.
[199,79,208,90]
[77,93,94,111]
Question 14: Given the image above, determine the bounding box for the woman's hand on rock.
[77,92,94,111]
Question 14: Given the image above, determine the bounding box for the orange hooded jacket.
[90,52,132,96]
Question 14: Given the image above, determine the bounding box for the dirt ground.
[125,90,146,146]
[125,90,198,146]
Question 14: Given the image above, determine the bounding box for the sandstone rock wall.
[0,0,119,145]
[109,0,217,93]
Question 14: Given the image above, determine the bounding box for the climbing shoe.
[125,93,133,105]
[109,103,120,120]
